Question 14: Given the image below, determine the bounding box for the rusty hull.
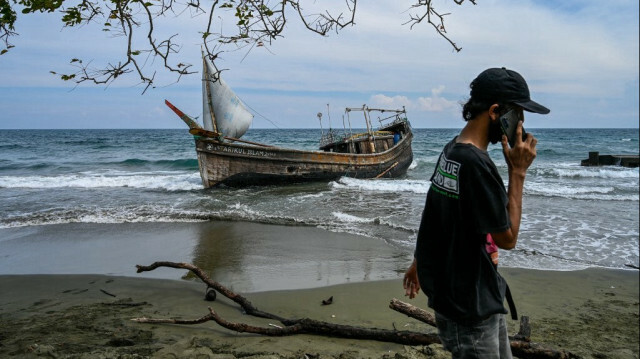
[194,131,414,188]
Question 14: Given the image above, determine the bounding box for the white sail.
[202,57,253,139]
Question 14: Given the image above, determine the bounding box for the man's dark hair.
[462,97,506,121]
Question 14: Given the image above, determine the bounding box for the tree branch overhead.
[2,1,473,90]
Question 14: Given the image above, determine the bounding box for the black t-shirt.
[415,137,510,322]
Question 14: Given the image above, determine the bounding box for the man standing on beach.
[403,67,550,358]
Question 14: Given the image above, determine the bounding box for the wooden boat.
[165,56,414,188]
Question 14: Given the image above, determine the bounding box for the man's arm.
[491,121,537,250]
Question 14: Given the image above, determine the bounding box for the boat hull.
[195,131,413,188]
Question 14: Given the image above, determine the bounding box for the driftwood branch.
[134,306,441,345]
[134,261,578,358]
[207,307,440,345]
[135,261,439,345]
[136,261,284,321]
[133,312,215,325]
[389,298,436,326]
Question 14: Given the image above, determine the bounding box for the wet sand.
[0,221,638,358]
[0,221,409,292]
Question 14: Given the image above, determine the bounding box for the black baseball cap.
[470,67,550,114]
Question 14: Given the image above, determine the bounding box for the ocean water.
[0,128,638,271]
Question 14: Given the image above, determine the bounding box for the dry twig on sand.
[134,261,579,359]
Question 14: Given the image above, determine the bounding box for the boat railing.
[377,115,408,131]
[320,119,406,148]
[320,106,408,148]
[319,129,347,148]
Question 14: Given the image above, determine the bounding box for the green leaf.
[20,0,64,14]
[130,50,140,56]
[61,7,83,26]
[0,49,8,55]
[0,1,18,30]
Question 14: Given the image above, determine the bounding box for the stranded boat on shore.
[165,56,414,188]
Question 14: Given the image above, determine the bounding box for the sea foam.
[332,177,430,194]
[0,172,202,191]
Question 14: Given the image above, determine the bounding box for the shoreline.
[1,267,638,358]
[2,221,636,287]
[0,221,411,293]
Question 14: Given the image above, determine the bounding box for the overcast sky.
[0,0,638,129]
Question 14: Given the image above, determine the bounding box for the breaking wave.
[0,172,202,191]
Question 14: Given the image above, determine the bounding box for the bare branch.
[404,0,476,52]
[6,0,472,89]
[132,312,215,325]
[43,0,195,92]
[292,0,357,36]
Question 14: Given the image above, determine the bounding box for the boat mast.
[317,112,324,137]
[362,105,372,135]
[344,113,354,153]
[202,55,220,135]
[362,105,377,153]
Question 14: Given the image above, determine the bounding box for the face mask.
[488,119,503,144]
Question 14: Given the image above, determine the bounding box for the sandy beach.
[0,222,638,358]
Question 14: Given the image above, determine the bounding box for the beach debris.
[100,289,117,297]
[204,287,217,301]
[103,300,148,307]
[131,312,216,325]
[134,261,439,345]
[62,288,89,294]
[513,315,532,342]
[134,260,580,359]
[388,298,435,326]
[321,296,333,305]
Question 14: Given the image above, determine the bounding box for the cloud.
[369,94,411,109]
[416,86,458,112]
[369,86,458,114]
